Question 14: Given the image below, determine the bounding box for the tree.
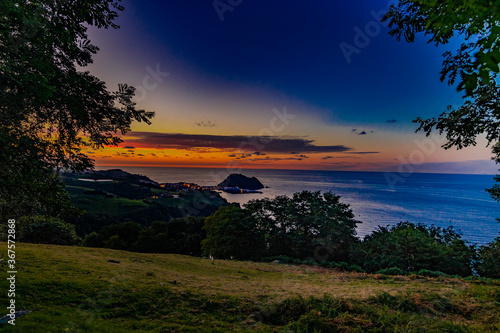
[0,0,154,221]
[383,1,500,200]
[245,191,360,261]
[82,221,142,250]
[352,222,475,276]
[132,217,206,255]
[475,237,500,278]
[201,205,264,260]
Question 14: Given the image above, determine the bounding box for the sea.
[97,166,500,245]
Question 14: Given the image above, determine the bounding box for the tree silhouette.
[0,0,154,219]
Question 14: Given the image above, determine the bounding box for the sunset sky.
[85,0,496,174]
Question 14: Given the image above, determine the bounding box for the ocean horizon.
[96,166,500,245]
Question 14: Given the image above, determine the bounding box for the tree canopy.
[0,0,154,219]
[245,191,360,261]
[384,0,500,201]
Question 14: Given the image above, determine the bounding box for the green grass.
[1,243,499,332]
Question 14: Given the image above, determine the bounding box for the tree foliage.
[352,222,475,276]
[201,205,264,260]
[475,237,500,278]
[245,191,360,261]
[133,217,206,255]
[0,0,154,220]
[384,0,500,201]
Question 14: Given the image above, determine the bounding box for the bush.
[82,232,101,247]
[327,261,365,273]
[416,269,450,278]
[475,237,500,278]
[18,215,80,245]
[377,267,405,276]
[263,255,295,264]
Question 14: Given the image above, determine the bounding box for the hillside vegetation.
[1,243,499,332]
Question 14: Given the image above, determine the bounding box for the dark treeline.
[11,191,500,279]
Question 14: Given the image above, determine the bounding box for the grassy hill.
[1,243,499,332]
[62,173,227,235]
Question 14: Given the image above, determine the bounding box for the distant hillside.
[66,169,161,187]
[61,170,228,235]
[218,173,264,190]
[2,243,499,332]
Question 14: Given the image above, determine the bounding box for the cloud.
[123,146,135,149]
[195,120,216,128]
[121,132,353,154]
[386,119,397,123]
[322,156,333,160]
[352,129,374,135]
[250,156,306,162]
[347,151,379,155]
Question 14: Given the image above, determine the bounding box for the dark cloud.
[250,156,306,162]
[322,156,334,160]
[386,119,397,123]
[352,129,374,135]
[123,146,135,149]
[195,120,216,128]
[123,132,352,154]
[346,151,379,155]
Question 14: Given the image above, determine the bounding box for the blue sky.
[85,0,496,173]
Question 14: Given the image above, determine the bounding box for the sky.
[85,0,497,174]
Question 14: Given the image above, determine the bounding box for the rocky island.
[218,173,265,193]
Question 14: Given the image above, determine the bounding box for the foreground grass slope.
[1,243,499,332]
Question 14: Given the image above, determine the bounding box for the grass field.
[1,243,499,332]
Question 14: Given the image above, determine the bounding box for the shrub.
[475,237,500,278]
[416,269,450,278]
[18,215,80,245]
[263,255,294,264]
[82,232,102,247]
[377,267,405,276]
